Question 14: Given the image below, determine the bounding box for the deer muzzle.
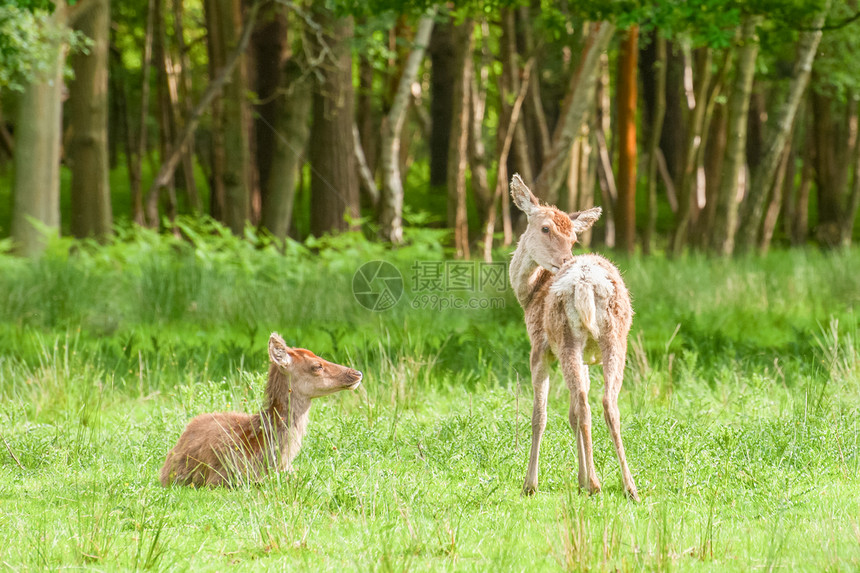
[343,369,363,390]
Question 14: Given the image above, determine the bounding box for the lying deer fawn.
[160,333,362,487]
[509,174,639,501]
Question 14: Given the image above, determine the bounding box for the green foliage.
[810,1,860,100]
[540,0,829,48]
[0,3,90,93]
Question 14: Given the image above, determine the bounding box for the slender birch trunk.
[482,59,533,261]
[710,15,761,255]
[670,47,712,256]
[759,140,793,253]
[643,35,666,255]
[378,9,436,243]
[499,8,534,188]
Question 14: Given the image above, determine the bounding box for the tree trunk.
[468,27,492,225]
[130,0,155,225]
[615,26,638,254]
[0,104,13,160]
[148,0,178,225]
[483,58,534,261]
[260,61,311,240]
[811,85,857,247]
[660,43,686,185]
[517,4,550,174]
[710,16,761,256]
[448,19,473,259]
[146,1,259,222]
[500,8,534,189]
[252,1,287,225]
[204,0,253,234]
[790,115,815,246]
[12,3,68,256]
[779,135,799,245]
[171,0,200,212]
[308,11,359,237]
[428,13,455,188]
[841,99,860,246]
[696,97,727,247]
[736,1,828,253]
[642,34,666,255]
[759,138,793,253]
[567,122,597,248]
[532,22,615,203]
[68,0,113,240]
[745,88,765,176]
[356,52,377,198]
[378,10,435,243]
[595,124,617,247]
[811,91,849,246]
[670,46,712,256]
[354,123,379,207]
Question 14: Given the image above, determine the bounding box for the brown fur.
[509,174,639,501]
[549,208,573,235]
[159,333,362,487]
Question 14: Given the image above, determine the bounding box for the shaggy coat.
[509,174,639,501]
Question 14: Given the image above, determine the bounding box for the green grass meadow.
[0,224,858,571]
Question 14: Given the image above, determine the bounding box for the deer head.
[510,174,602,274]
[267,333,362,399]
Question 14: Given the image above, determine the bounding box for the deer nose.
[350,369,363,381]
[561,256,571,266]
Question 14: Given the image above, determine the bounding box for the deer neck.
[264,367,312,469]
[510,239,548,308]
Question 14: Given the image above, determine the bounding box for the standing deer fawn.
[509,174,639,501]
[160,333,362,487]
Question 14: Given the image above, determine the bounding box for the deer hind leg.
[601,340,640,502]
[523,347,550,495]
[561,347,601,494]
[572,364,589,489]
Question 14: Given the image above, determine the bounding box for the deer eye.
[541,226,550,234]
[311,363,323,372]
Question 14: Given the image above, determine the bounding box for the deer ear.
[510,173,540,217]
[569,207,602,234]
[268,332,292,366]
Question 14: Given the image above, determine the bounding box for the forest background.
[1,0,859,255]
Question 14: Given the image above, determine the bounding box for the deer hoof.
[522,482,538,496]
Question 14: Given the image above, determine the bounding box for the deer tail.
[573,285,601,340]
